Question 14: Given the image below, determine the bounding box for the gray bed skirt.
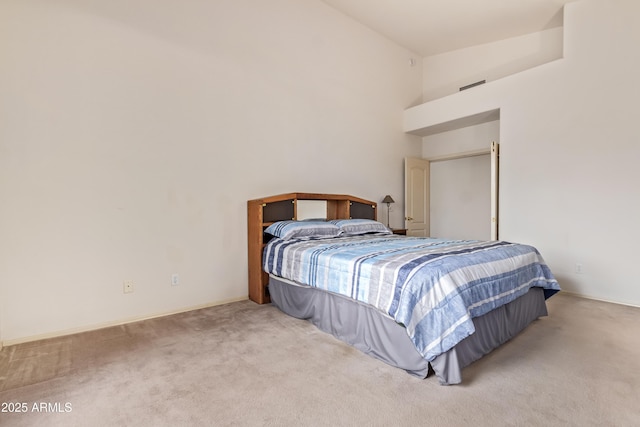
[268,275,548,385]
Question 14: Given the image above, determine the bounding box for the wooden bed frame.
[247,193,377,304]
[247,192,554,384]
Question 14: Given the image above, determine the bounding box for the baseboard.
[2,296,249,347]
[3,291,636,348]
[559,290,640,309]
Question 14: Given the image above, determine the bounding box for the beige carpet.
[1,293,639,426]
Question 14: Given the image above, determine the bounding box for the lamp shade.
[382,195,395,204]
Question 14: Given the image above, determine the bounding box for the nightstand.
[391,228,407,235]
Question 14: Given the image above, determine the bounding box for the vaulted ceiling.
[321,0,577,56]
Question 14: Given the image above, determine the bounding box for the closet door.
[491,141,499,240]
[404,157,430,237]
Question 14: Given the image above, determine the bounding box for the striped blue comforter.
[264,235,560,361]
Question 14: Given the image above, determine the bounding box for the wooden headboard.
[247,193,377,304]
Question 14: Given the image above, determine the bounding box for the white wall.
[408,0,640,306]
[423,27,563,102]
[423,120,499,240]
[430,155,491,240]
[422,120,500,157]
[0,0,423,344]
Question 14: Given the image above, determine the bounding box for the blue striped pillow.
[264,220,341,240]
[328,219,391,235]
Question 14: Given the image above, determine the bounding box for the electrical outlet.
[575,263,583,274]
[171,273,179,286]
[123,280,134,293]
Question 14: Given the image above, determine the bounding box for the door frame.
[406,142,499,240]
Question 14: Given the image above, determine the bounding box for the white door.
[490,141,499,240]
[404,157,430,237]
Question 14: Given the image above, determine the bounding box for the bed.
[247,193,560,385]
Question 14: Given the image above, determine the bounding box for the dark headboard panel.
[262,199,295,222]
[350,201,376,220]
[247,193,378,304]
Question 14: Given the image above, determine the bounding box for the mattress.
[264,234,559,363]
